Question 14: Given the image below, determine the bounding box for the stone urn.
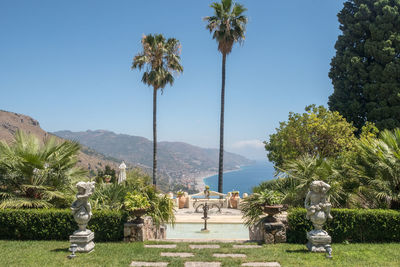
[230,192,240,209]
[263,204,287,223]
[130,208,148,224]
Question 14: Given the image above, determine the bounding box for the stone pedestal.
[306,229,331,252]
[124,217,166,242]
[69,231,95,252]
[264,222,286,244]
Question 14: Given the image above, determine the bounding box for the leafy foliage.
[0,131,86,209]
[265,105,356,168]
[91,168,175,225]
[240,189,283,226]
[287,208,400,243]
[124,192,150,212]
[329,0,400,131]
[96,165,116,184]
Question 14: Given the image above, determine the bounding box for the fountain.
[201,202,210,232]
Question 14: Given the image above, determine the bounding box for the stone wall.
[249,212,288,244]
[124,217,166,242]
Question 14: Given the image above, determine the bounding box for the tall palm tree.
[204,0,247,193]
[132,34,183,187]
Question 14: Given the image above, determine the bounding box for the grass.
[0,240,399,267]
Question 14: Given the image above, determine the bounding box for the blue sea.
[204,161,275,194]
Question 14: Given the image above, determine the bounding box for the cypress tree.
[329,0,400,131]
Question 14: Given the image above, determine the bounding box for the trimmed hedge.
[0,209,128,242]
[287,208,400,243]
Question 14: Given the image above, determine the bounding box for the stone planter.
[124,216,166,242]
[263,205,287,222]
[129,208,147,223]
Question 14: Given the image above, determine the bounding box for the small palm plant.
[241,190,283,227]
[354,128,400,209]
[0,130,86,209]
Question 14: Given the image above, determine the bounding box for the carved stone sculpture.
[304,180,332,252]
[70,181,95,252]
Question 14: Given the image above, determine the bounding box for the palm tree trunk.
[218,53,226,193]
[153,87,157,187]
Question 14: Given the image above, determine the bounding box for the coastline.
[192,166,244,192]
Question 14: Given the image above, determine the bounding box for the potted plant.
[229,190,240,209]
[123,192,151,223]
[104,175,112,183]
[176,190,186,209]
[204,185,210,199]
[241,189,285,226]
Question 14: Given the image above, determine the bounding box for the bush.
[287,208,400,243]
[0,209,128,242]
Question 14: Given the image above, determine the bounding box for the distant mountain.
[53,130,254,182]
[0,110,119,173]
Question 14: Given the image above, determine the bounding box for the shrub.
[0,209,128,242]
[287,208,400,243]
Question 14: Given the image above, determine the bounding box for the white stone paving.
[189,244,220,249]
[144,244,177,249]
[213,253,246,258]
[130,262,169,266]
[160,252,194,258]
[184,262,221,267]
[233,245,262,249]
[241,262,281,267]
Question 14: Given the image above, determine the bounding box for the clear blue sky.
[0,0,345,160]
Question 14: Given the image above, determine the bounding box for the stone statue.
[70,181,95,252]
[118,161,127,184]
[304,180,332,252]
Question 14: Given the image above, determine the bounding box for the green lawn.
[0,240,399,267]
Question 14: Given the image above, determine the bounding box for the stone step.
[213,253,246,258]
[145,245,177,249]
[233,245,262,249]
[130,262,169,266]
[241,262,281,267]
[184,262,221,267]
[160,252,194,258]
[189,245,220,249]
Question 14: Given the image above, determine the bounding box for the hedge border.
[287,208,400,243]
[0,209,128,242]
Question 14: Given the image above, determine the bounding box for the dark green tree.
[204,0,247,193]
[329,0,400,131]
[132,34,183,187]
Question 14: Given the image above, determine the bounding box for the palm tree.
[354,129,400,209]
[132,34,183,187]
[0,130,86,208]
[204,0,247,193]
